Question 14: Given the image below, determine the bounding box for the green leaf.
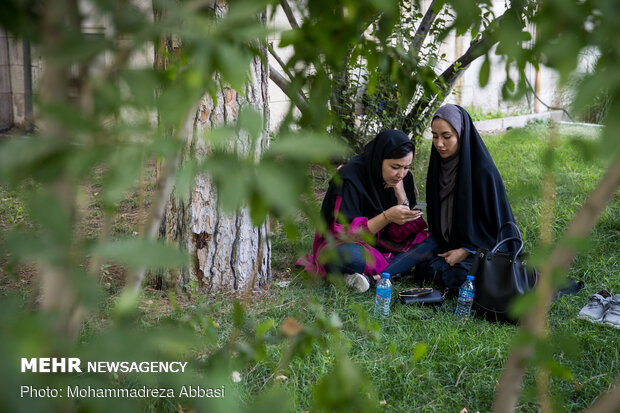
[238,107,264,140]
[27,190,72,248]
[90,239,188,269]
[101,146,144,206]
[233,300,244,328]
[266,133,350,162]
[202,153,251,211]
[508,291,537,319]
[249,191,269,225]
[256,319,275,339]
[218,166,252,211]
[0,137,65,184]
[175,159,198,201]
[479,55,490,87]
[547,360,573,380]
[278,30,299,48]
[4,229,58,263]
[200,126,237,149]
[255,162,303,217]
[213,44,251,92]
[412,342,428,361]
[122,68,161,107]
[49,32,112,63]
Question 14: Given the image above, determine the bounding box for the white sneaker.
[344,273,370,293]
[602,294,620,329]
[578,290,612,323]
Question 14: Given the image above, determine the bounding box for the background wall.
[1,1,567,131]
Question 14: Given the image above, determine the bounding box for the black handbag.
[471,222,538,320]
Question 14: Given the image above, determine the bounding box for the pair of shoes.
[577,287,620,328]
[344,273,370,293]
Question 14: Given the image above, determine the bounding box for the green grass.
[223,123,619,412]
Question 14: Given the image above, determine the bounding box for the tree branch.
[585,376,620,413]
[267,41,293,80]
[401,11,507,135]
[126,140,184,294]
[279,0,299,30]
[492,151,620,412]
[438,34,493,91]
[269,64,308,112]
[411,0,439,55]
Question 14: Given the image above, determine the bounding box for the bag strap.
[496,221,522,244]
[491,236,523,259]
[470,248,486,276]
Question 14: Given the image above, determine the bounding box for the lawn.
[1,121,618,412]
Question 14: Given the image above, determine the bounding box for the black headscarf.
[321,129,417,225]
[426,105,515,251]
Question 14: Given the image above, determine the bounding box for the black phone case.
[399,288,445,305]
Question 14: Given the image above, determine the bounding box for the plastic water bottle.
[373,272,392,318]
[454,275,476,318]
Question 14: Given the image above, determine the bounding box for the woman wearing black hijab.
[296,129,436,292]
[417,104,516,288]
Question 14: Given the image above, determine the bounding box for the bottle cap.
[381,272,390,279]
[466,275,475,281]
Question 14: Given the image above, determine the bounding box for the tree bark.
[411,0,439,55]
[160,6,271,293]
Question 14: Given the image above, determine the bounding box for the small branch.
[267,41,293,80]
[279,0,299,29]
[411,0,439,55]
[269,64,308,112]
[438,34,493,91]
[585,376,620,413]
[492,151,620,412]
[124,114,191,293]
[492,345,534,413]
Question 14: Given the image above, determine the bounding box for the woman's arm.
[367,205,421,235]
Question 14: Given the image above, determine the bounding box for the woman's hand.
[384,205,422,225]
[384,180,408,205]
[438,248,470,266]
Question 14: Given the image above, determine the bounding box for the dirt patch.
[0,161,157,298]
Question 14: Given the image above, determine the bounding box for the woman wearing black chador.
[416,104,517,289]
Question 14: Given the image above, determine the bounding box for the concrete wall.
[0,28,43,130]
[0,28,12,130]
[265,0,566,130]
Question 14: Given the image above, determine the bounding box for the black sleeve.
[337,182,365,224]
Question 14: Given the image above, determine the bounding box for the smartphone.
[412,202,427,211]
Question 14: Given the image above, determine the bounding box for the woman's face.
[431,118,459,158]
[381,152,413,187]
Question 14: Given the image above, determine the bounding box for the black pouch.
[399,287,446,306]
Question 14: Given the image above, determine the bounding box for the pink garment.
[296,196,431,277]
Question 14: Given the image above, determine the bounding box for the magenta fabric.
[296,196,431,277]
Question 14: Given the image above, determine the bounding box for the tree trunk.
[160,13,271,292]
[37,0,85,341]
